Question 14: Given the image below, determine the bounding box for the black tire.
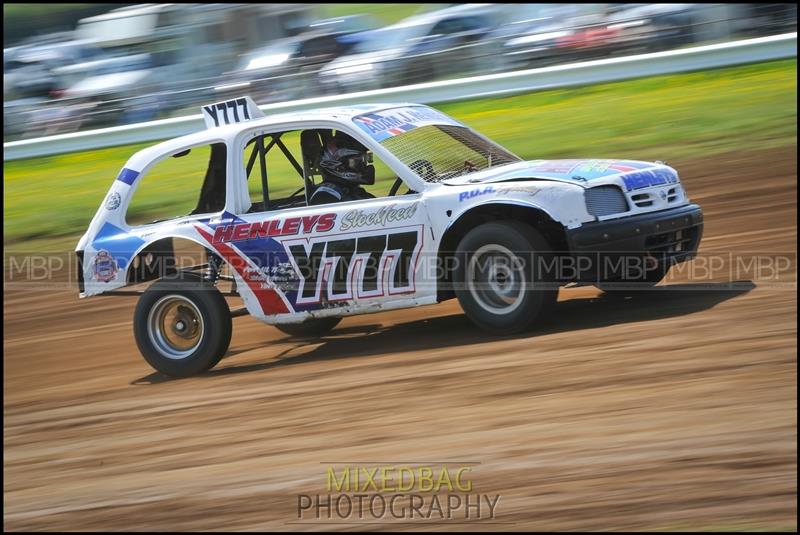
[133,278,232,378]
[454,221,558,335]
[274,317,341,338]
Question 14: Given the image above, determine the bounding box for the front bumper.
[564,204,704,283]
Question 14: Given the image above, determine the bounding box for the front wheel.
[274,317,341,338]
[454,221,558,335]
[134,279,232,377]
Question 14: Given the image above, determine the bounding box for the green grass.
[3,59,796,250]
[437,60,797,161]
[320,3,429,25]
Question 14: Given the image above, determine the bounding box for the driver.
[309,134,376,205]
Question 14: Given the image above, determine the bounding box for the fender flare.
[442,199,564,243]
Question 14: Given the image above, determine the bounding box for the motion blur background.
[4,4,797,532]
[3,3,797,139]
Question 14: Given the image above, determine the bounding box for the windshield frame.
[352,105,523,184]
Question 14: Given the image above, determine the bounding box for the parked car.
[215,16,378,103]
[499,3,702,70]
[73,4,315,116]
[605,4,699,53]
[4,38,105,100]
[60,53,161,128]
[319,4,504,93]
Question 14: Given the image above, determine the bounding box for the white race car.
[77,97,703,377]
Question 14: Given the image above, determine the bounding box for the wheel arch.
[124,234,220,285]
[436,202,568,302]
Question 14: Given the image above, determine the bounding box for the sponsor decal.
[527,159,652,180]
[529,159,584,173]
[319,300,353,311]
[573,160,613,173]
[286,227,423,305]
[212,213,336,244]
[244,263,299,292]
[570,159,640,175]
[105,192,121,210]
[621,168,679,191]
[90,222,145,270]
[459,186,495,202]
[93,249,118,282]
[493,185,540,197]
[195,225,292,316]
[340,203,418,231]
[353,106,460,142]
[197,210,422,316]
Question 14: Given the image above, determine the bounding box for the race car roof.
[122,102,423,172]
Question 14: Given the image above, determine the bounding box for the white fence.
[3,32,796,162]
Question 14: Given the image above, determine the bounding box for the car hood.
[443,159,679,189]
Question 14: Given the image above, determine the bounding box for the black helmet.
[319,135,375,186]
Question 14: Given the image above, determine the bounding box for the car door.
[280,193,434,318]
[212,128,437,323]
[210,193,434,323]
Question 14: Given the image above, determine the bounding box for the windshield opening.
[381,124,521,182]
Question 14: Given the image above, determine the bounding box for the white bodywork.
[77,100,689,325]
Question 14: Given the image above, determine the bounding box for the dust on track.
[4,147,797,531]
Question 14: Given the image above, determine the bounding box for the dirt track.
[4,147,797,531]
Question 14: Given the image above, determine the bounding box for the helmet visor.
[345,151,373,170]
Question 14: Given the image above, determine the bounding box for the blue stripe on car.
[116,168,139,185]
[91,222,145,269]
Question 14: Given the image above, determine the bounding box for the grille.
[667,187,680,203]
[585,186,628,217]
[631,192,654,208]
[645,227,699,255]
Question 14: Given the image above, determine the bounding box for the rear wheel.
[134,278,231,377]
[274,317,341,338]
[454,221,558,335]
